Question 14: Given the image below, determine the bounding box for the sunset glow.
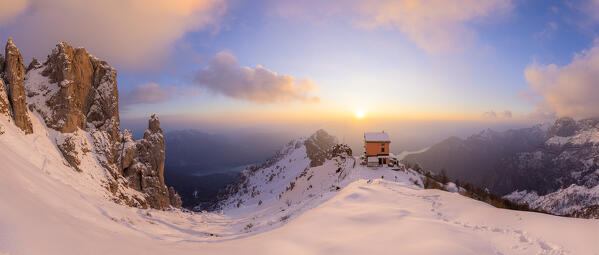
[355,109,366,119]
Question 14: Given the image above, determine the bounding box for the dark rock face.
[548,117,578,137]
[3,38,33,134]
[495,118,599,195]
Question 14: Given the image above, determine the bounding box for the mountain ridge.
[0,38,180,209]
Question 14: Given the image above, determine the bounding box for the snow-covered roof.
[367,157,379,163]
[364,132,390,142]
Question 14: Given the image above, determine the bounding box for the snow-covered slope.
[216,129,338,213]
[2,115,599,254]
[505,184,599,218]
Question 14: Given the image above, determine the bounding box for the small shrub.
[286,181,296,192]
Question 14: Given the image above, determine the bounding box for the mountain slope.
[0,38,181,209]
[216,129,337,212]
[502,117,599,217]
[1,121,597,254]
[405,117,599,218]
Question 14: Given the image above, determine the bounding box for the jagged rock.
[0,78,10,117]
[169,187,183,208]
[120,129,136,170]
[21,41,180,210]
[4,38,33,134]
[0,53,4,72]
[304,129,337,167]
[122,115,181,209]
[26,41,122,180]
[56,136,82,171]
[26,57,41,73]
[41,42,120,137]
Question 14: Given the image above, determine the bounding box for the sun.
[355,109,366,119]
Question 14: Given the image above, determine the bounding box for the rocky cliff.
[0,38,180,210]
[1,38,33,133]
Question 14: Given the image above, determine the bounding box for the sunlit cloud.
[271,0,512,53]
[194,51,320,103]
[525,42,599,119]
[0,0,29,26]
[0,0,226,69]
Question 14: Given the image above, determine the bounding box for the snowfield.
[1,115,599,255]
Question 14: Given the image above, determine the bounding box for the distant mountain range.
[405,117,599,218]
[404,123,549,193]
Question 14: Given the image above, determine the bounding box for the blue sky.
[2,0,599,144]
[115,0,599,122]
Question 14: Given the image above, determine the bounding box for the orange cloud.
[194,51,320,103]
[525,42,599,119]
[2,0,225,69]
[0,0,29,25]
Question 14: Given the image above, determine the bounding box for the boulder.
[4,38,33,134]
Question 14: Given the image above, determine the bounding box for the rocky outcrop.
[40,42,120,137]
[26,57,41,73]
[0,78,10,117]
[304,129,338,167]
[14,40,180,210]
[122,115,181,209]
[3,38,33,134]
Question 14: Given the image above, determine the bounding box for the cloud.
[194,51,320,103]
[0,0,29,25]
[524,42,599,119]
[1,0,225,69]
[482,110,512,119]
[271,0,512,53]
[121,83,176,106]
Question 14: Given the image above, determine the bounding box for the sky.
[1,0,599,151]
